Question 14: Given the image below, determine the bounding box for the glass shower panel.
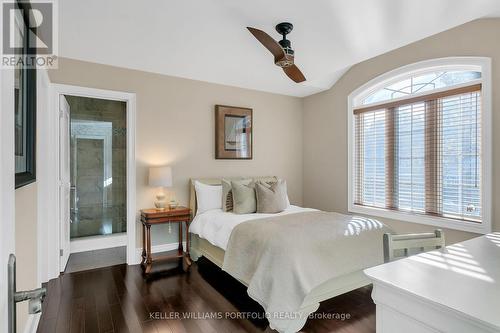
[67,96,127,239]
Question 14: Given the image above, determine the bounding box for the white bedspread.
[222,211,391,333]
[189,205,316,250]
[189,206,390,333]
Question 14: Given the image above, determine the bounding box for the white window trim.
[347,57,492,234]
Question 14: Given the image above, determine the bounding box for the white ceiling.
[59,0,500,97]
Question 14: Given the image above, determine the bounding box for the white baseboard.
[134,241,187,264]
[70,233,127,253]
[23,312,41,333]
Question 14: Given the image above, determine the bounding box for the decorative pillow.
[231,179,256,214]
[255,179,288,213]
[221,179,234,212]
[194,181,222,215]
[258,178,291,207]
[255,176,278,184]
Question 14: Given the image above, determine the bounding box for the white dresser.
[364,233,500,333]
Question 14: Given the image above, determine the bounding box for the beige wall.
[49,59,304,246]
[303,18,500,244]
[15,183,38,332]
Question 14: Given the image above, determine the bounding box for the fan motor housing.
[275,40,294,68]
[278,39,294,55]
[275,54,294,68]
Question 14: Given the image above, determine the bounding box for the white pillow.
[195,181,223,215]
[278,178,291,207]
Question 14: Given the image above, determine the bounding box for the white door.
[59,95,71,271]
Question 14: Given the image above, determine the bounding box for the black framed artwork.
[14,0,37,188]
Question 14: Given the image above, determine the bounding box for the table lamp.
[149,166,173,210]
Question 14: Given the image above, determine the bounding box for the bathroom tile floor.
[64,246,126,273]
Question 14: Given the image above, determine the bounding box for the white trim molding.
[347,57,492,234]
[37,68,55,284]
[70,233,127,254]
[41,84,137,280]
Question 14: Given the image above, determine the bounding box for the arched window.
[362,70,481,105]
[348,58,491,233]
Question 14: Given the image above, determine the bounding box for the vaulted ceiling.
[59,0,500,97]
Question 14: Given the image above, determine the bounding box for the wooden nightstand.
[140,206,192,274]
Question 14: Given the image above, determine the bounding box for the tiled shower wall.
[66,96,127,238]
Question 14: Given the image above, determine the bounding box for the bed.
[188,177,390,333]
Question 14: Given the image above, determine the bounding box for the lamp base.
[155,192,167,210]
[154,202,167,211]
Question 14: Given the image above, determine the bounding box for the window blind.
[354,84,481,222]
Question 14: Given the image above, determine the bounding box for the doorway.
[61,95,128,272]
[50,84,136,275]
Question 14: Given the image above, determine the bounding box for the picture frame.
[215,105,252,159]
[14,0,37,188]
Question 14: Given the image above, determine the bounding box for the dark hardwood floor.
[37,256,375,333]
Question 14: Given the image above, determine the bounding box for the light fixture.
[148,166,173,210]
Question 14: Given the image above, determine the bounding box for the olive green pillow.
[231,179,256,214]
[255,179,288,213]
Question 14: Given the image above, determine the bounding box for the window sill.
[348,204,491,234]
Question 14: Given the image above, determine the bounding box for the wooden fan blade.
[283,65,306,83]
[247,27,285,60]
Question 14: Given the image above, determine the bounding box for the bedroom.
[1,1,500,333]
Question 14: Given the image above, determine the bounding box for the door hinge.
[60,249,63,257]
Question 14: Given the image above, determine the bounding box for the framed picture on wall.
[215,105,252,159]
[14,0,37,188]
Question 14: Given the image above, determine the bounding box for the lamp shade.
[148,166,172,187]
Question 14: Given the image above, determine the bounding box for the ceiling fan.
[247,22,306,83]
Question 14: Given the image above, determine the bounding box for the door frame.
[0,55,16,333]
[44,84,136,279]
[58,95,70,271]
